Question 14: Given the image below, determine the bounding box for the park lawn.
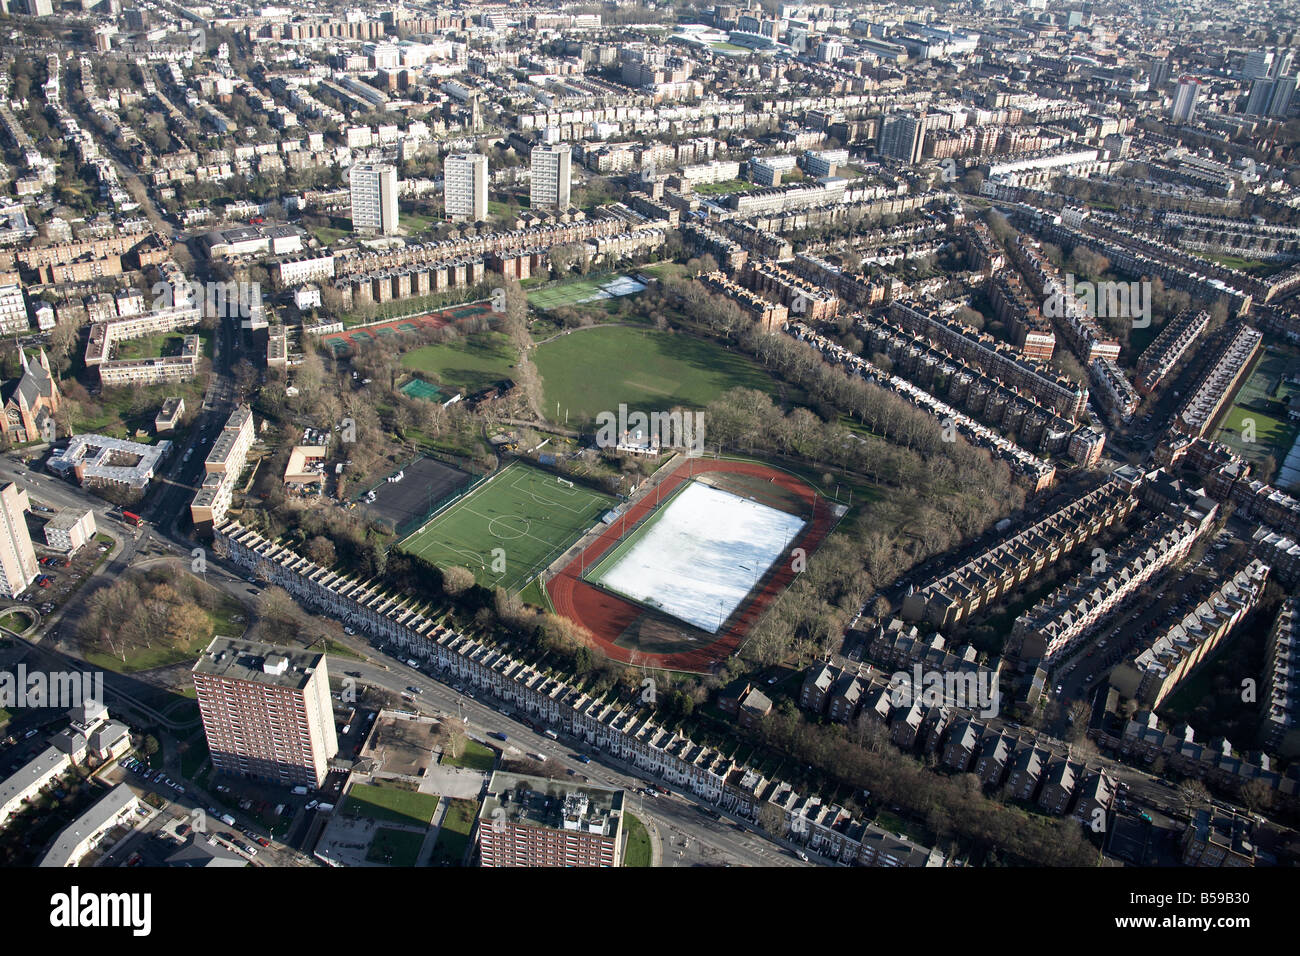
[68,371,209,441]
[344,782,441,827]
[81,598,244,675]
[430,798,478,865]
[442,739,497,773]
[638,262,688,282]
[367,826,426,866]
[1214,345,1300,476]
[401,331,517,394]
[401,211,438,234]
[534,326,780,424]
[623,813,652,867]
[312,225,349,246]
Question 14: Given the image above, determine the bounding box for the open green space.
[441,738,498,772]
[1201,253,1292,278]
[400,461,615,591]
[690,178,754,195]
[0,609,33,633]
[344,782,441,827]
[367,826,426,866]
[112,333,185,361]
[311,225,349,246]
[401,211,438,235]
[81,597,245,674]
[534,325,780,423]
[518,576,552,611]
[429,797,478,865]
[400,331,516,395]
[623,813,652,867]
[1213,344,1300,482]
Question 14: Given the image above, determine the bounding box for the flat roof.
[482,771,623,835]
[192,636,324,691]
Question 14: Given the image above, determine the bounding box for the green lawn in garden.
[440,739,498,773]
[429,797,478,865]
[366,826,427,866]
[344,783,441,826]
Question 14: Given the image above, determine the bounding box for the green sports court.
[398,461,616,591]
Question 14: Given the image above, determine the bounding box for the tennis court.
[527,274,646,311]
[399,461,615,591]
[322,299,497,356]
[400,378,446,402]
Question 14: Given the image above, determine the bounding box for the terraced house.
[214,521,947,866]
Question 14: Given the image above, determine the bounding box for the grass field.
[623,813,652,867]
[400,331,516,394]
[1214,344,1299,481]
[399,461,615,591]
[430,798,478,865]
[691,179,754,195]
[311,225,349,246]
[81,597,245,674]
[0,609,33,633]
[366,826,427,866]
[344,783,441,827]
[113,332,186,361]
[534,326,779,423]
[442,739,497,772]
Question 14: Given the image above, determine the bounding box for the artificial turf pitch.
[398,461,615,591]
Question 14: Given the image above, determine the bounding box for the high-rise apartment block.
[1171,77,1201,123]
[878,113,926,164]
[193,638,339,788]
[0,482,38,598]
[444,153,489,222]
[349,162,399,235]
[478,772,625,867]
[530,144,572,210]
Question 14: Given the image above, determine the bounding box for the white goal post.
[557,477,574,488]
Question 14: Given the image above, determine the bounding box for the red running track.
[546,458,835,673]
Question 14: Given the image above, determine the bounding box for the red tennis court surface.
[324,299,495,356]
[546,458,836,673]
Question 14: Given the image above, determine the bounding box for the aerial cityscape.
[0,0,1291,908]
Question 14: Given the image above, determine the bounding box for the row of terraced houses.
[214,521,946,867]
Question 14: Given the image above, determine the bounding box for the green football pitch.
[398,461,615,591]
